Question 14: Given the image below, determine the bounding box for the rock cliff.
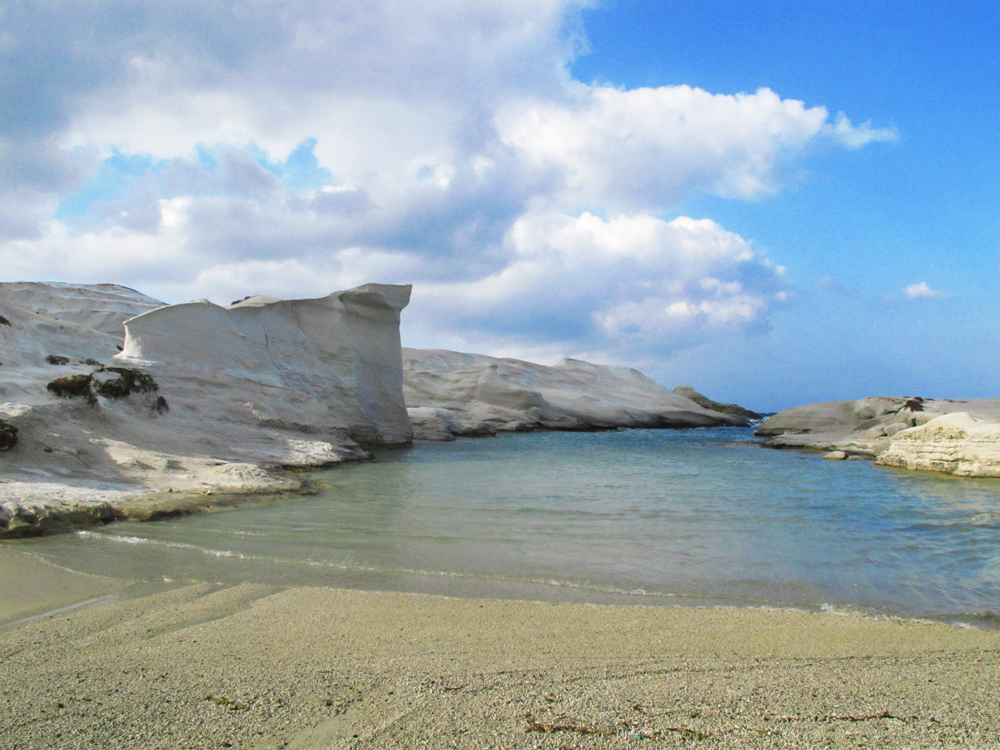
[112,284,413,448]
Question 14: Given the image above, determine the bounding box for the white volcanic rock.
[112,284,413,447]
[757,397,1000,477]
[403,348,747,440]
[876,412,1000,477]
[0,282,412,536]
[0,282,163,368]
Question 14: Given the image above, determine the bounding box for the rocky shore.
[756,396,1000,477]
[4,280,995,539]
[0,281,746,538]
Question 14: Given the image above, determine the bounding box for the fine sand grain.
[1,548,998,749]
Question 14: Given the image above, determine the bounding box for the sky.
[0,0,996,411]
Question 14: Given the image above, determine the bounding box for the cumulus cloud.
[0,0,892,364]
[903,281,949,300]
[497,85,892,209]
[410,211,789,357]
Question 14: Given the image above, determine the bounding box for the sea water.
[16,427,1000,624]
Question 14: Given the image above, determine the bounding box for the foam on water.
[19,427,1000,624]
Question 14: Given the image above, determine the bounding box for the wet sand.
[1,546,998,749]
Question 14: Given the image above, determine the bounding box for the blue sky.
[569,0,1000,407]
[0,1,996,410]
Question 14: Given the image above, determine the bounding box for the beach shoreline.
[3,546,999,749]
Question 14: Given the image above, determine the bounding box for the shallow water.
[16,428,1000,623]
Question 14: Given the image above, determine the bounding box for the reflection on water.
[16,428,1000,623]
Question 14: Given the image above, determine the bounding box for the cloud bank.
[0,0,893,365]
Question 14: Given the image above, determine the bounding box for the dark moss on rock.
[46,367,160,406]
[47,374,97,404]
[45,354,70,366]
[0,419,17,451]
[92,367,159,399]
[83,358,103,366]
[0,314,11,326]
[673,385,762,421]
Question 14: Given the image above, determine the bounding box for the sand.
[1,547,998,749]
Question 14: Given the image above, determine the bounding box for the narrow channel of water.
[16,428,1000,625]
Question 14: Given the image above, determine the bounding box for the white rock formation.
[0,282,412,536]
[0,282,163,369]
[113,284,413,447]
[757,397,1000,477]
[403,348,748,440]
[876,412,1000,477]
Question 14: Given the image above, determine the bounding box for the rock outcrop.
[112,284,413,448]
[403,349,749,440]
[672,385,762,420]
[0,282,412,537]
[876,412,1000,477]
[756,397,1000,477]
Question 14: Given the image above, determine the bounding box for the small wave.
[908,513,1000,531]
[969,513,1000,528]
[77,530,254,561]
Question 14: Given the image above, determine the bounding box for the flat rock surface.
[403,348,748,439]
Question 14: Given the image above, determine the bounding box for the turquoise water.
[16,428,1000,623]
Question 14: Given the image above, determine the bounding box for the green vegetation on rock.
[46,374,97,404]
[93,367,159,399]
[0,418,17,451]
[46,367,161,407]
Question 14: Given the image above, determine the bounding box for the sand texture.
[403,348,747,440]
[756,396,1000,476]
[2,548,998,750]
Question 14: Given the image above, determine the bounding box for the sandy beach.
[2,546,998,749]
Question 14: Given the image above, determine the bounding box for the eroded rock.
[876,412,1000,477]
[402,349,748,439]
[757,397,1000,477]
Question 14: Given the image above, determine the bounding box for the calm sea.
[17,427,1000,625]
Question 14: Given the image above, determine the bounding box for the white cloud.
[409,211,789,358]
[497,85,889,209]
[0,0,893,363]
[904,281,949,300]
[823,112,897,149]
